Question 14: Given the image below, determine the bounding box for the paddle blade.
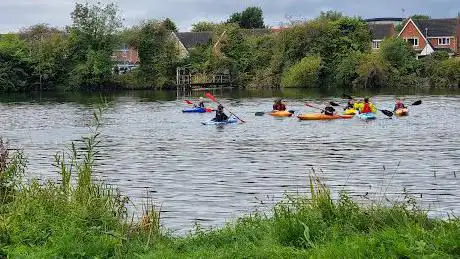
[411,100,422,106]
[329,101,340,107]
[205,92,217,102]
[380,109,393,117]
[255,112,265,116]
[288,110,295,114]
[184,100,193,105]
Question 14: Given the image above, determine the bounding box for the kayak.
[358,113,377,120]
[269,110,293,117]
[395,108,409,116]
[201,118,238,125]
[182,107,212,113]
[343,108,357,115]
[297,113,353,121]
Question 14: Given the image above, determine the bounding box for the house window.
[372,40,381,49]
[405,38,419,47]
[438,37,450,45]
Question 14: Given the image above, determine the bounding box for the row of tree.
[0,3,458,92]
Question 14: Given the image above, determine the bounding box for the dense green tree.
[379,37,416,73]
[281,56,321,88]
[227,7,264,29]
[0,34,34,91]
[334,52,360,87]
[20,24,69,89]
[354,53,389,88]
[138,20,179,87]
[318,10,344,21]
[68,2,122,89]
[191,21,219,32]
[118,26,142,49]
[162,18,178,32]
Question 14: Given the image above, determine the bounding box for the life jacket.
[361,103,372,113]
[273,103,286,111]
[395,103,404,110]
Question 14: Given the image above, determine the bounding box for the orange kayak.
[395,108,409,116]
[269,110,293,117]
[297,113,353,120]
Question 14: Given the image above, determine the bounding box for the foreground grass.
[1,109,459,258]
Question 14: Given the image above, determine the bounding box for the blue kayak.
[182,107,212,113]
[201,118,238,125]
[359,113,377,120]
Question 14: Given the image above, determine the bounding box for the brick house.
[112,47,139,73]
[398,18,460,58]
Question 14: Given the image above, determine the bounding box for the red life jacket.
[362,103,372,113]
[395,103,404,110]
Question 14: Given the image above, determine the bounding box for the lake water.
[1,88,459,234]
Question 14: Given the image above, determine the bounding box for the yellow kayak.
[297,113,353,120]
[343,108,357,115]
[269,110,293,117]
[395,108,409,116]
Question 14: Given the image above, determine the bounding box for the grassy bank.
[1,109,459,258]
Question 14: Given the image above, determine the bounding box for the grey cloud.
[0,0,458,33]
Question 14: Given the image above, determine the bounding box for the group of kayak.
[182,94,241,125]
[182,93,419,125]
[269,97,411,121]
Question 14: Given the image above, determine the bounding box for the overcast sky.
[0,0,458,33]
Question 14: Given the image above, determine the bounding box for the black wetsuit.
[324,106,335,116]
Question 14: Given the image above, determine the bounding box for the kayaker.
[273,99,287,111]
[393,99,406,111]
[194,97,205,108]
[357,97,377,114]
[213,104,229,122]
[322,104,336,116]
[344,99,355,110]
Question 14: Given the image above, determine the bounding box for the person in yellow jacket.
[354,98,377,114]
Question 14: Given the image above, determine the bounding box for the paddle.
[305,103,326,112]
[410,100,422,106]
[254,110,295,116]
[205,92,246,123]
[329,101,341,107]
[342,94,393,117]
[184,100,194,105]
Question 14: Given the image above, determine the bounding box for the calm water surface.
[1,88,459,233]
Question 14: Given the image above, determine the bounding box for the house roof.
[369,24,394,40]
[175,32,213,49]
[412,18,457,37]
[365,17,404,23]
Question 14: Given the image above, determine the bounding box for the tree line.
[0,3,458,92]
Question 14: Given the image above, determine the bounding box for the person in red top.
[393,99,406,111]
[358,97,377,114]
[273,99,287,111]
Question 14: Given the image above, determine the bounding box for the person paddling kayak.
[273,99,287,111]
[356,97,377,114]
[393,99,406,111]
[322,103,336,116]
[344,99,355,110]
[194,97,205,108]
[213,104,229,122]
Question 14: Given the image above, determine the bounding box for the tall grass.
[0,106,159,258]
[0,107,459,258]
